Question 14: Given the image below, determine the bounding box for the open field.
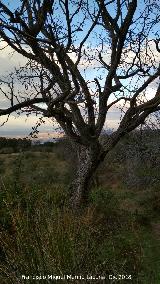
[0,134,160,283]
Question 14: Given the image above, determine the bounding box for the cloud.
[0,114,58,136]
[0,42,27,75]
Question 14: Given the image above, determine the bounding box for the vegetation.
[0,0,160,208]
[0,137,31,153]
[0,132,160,283]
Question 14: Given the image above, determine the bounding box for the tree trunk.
[68,131,124,210]
[69,142,103,210]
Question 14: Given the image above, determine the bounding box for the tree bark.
[68,131,125,210]
[69,142,103,210]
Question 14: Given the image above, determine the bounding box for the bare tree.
[0,0,160,208]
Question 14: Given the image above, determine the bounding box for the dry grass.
[0,143,160,283]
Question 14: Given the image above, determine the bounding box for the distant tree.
[0,0,159,208]
[0,137,31,151]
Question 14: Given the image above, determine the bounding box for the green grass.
[0,148,160,283]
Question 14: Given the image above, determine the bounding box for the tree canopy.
[0,0,159,142]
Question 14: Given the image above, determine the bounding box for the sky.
[0,0,159,138]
